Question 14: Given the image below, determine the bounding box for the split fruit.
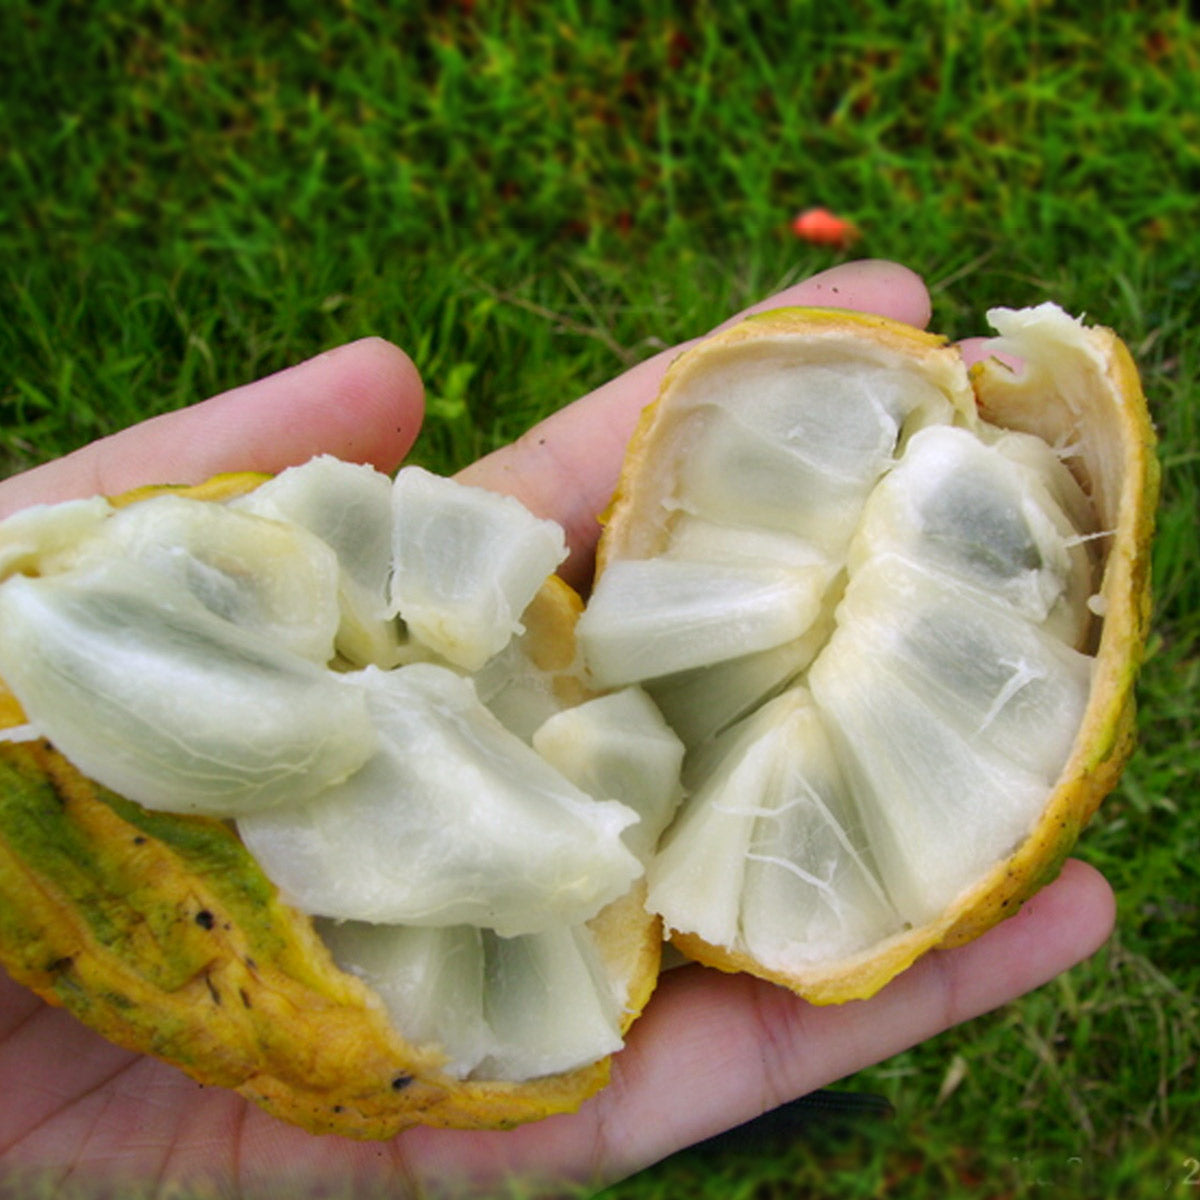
[0,300,1157,1140]
[578,302,1157,1003]
[0,462,682,1137]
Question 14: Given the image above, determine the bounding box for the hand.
[0,260,1115,1199]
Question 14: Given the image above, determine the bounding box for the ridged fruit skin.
[0,474,661,1138]
[598,305,1158,1004]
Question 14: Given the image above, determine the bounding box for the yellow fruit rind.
[0,739,645,1137]
[108,471,271,509]
[520,575,593,710]
[0,681,22,730]
[0,739,432,1136]
[608,308,1157,1005]
[937,319,1160,951]
[0,475,662,1137]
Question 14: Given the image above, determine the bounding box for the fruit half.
[578,303,1157,1003]
[0,459,683,1137]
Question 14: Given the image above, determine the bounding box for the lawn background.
[1,2,1197,1197]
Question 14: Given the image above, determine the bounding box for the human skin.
[0,260,1115,1199]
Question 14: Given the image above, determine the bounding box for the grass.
[2,2,1198,1197]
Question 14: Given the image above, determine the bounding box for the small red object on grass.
[791,207,860,249]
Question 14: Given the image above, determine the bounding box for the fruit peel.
[0,667,648,1140]
[593,303,1157,1005]
[0,471,663,1137]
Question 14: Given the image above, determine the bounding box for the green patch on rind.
[0,740,437,1104]
[0,743,277,992]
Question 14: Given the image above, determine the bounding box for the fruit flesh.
[0,561,378,817]
[584,304,1157,1003]
[236,663,642,935]
[0,460,673,1135]
[0,300,1157,1130]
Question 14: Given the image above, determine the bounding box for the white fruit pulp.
[0,457,669,1081]
[578,331,1099,973]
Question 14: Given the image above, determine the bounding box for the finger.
[0,338,425,519]
[959,334,1025,376]
[734,257,933,330]
[958,336,993,368]
[395,859,1112,1195]
[457,260,931,589]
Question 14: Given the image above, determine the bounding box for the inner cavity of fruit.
[576,309,1103,977]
